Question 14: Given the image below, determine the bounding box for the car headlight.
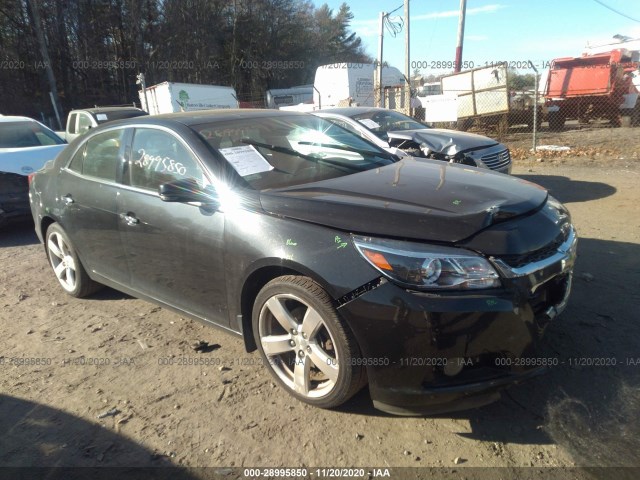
[352,236,500,290]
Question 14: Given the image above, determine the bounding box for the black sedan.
[30,110,576,414]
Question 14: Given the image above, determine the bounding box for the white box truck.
[313,63,405,108]
[139,82,239,114]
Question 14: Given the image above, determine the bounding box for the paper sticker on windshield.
[358,118,380,129]
[96,113,108,121]
[219,145,274,177]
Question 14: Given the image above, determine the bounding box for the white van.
[313,63,405,108]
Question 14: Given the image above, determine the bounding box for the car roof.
[315,107,392,117]
[0,115,38,123]
[102,109,312,128]
[72,107,144,114]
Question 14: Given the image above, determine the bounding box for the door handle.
[61,194,74,205]
[120,212,139,226]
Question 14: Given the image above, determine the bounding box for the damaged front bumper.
[338,228,577,415]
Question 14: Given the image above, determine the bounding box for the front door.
[118,127,228,325]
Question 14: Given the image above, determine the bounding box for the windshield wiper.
[241,138,365,173]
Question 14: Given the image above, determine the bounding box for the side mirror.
[158,178,218,207]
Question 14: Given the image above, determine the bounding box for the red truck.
[544,49,640,129]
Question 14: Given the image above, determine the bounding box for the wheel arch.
[238,260,338,353]
[40,216,57,249]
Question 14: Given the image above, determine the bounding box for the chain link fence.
[401,58,640,156]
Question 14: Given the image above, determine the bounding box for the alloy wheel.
[47,232,77,292]
[258,293,340,399]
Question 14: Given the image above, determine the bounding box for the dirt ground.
[1,126,639,479]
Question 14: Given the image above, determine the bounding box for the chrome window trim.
[61,166,121,188]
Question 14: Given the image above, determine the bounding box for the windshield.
[0,121,65,148]
[193,114,396,190]
[350,110,429,141]
[92,110,148,124]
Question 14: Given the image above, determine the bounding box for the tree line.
[0,0,371,125]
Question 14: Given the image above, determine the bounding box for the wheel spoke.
[301,307,323,339]
[265,297,298,332]
[293,355,311,394]
[54,262,66,278]
[66,257,76,270]
[308,345,339,382]
[48,237,63,259]
[65,267,75,288]
[261,334,294,356]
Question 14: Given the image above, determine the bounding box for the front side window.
[79,129,124,181]
[128,128,205,191]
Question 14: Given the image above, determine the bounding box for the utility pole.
[377,11,386,107]
[404,0,410,82]
[28,0,62,129]
[405,0,411,114]
[454,0,467,73]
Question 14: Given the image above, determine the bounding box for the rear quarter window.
[73,129,124,181]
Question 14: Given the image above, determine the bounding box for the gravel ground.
[0,127,638,479]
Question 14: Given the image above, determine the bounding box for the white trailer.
[440,64,510,120]
[139,82,239,114]
[313,63,405,109]
[432,64,540,129]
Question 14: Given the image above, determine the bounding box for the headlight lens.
[353,236,500,290]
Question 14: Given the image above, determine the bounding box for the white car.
[0,116,66,226]
[313,108,512,174]
[0,116,66,175]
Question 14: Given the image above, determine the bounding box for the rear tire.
[45,223,101,297]
[252,275,366,408]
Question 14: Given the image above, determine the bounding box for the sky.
[312,0,640,76]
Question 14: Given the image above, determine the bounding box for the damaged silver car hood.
[387,128,498,154]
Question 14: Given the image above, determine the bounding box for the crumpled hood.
[387,128,498,155]
[260,157,547,243]
[0,145,66,176]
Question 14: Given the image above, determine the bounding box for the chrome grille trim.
[490,226,578,292]
[480,149,511,170]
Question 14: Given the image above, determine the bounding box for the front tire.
[46,223,101,297]
[252,275,365,408]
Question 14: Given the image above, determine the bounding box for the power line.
[384,4,405,38]
[593,0,640,23]
[388,3,403,16]
[384,15,404,37]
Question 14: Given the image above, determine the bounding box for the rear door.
[56,127,129,284]
[117,126,228,325]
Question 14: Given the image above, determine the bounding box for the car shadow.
[516,174,616,203]
[86,287,133,302]
[437,237,640,467]
[338,237,640,470]
[0,220,39,247]
[0,394,201,478]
